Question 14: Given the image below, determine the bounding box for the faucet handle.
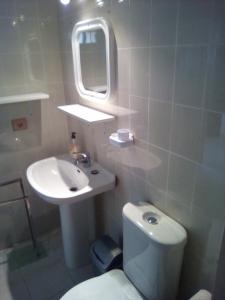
[79,152,91,167]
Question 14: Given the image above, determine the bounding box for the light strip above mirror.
[58,104,115,124]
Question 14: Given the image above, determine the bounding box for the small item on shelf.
[117,129,130,141]
[69,132,81,159]
[109,130,134,148]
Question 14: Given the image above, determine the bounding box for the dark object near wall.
[90,235,122,275]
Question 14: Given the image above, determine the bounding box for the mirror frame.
[72,18,115,102]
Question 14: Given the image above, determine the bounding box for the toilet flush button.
[143,212,160,225]
[147,216,158,224]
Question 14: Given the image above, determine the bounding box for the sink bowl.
[27,154,115,205]
[26,154,115,268]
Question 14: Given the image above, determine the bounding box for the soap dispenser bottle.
[69,132,80,160]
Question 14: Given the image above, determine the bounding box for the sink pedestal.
[59,198,95,268]
[26,154,115,268]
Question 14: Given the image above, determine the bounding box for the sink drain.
[70,187,78,192]
[91,169,99,175]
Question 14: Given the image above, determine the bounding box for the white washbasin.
[27,154,115,205]
[26,154,115,268]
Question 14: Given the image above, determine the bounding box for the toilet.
[61,202,187,300]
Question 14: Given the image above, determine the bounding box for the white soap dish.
[109,132,134,148]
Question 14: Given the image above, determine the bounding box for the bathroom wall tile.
[0,0,67,250]
[114,166,132,213]
[59,17,74,52]
[213,229,225,300]
[146,144,169,191]
[202,111,225,177]
[171,105,204,162]
[179,254,217,299]
[96,192,117,225]
[67,0,98,16]
[186,208,224,274]
[1,53,26,88]
[193,165,225,221]
[23,53,46,89]
[119,146,148,181]
[0,86,27,98]
[110,0,131,48]
[37,0,58,20]
[0,204,14,249]
[116,92,130,128]
[19,19,41,54]
[167,154,197,207]
[0,181,23,204]
[174,46,207,108]
[150,0,178,46]
[117,49,130,94]
[148,99,172,149]
[130,95,148,141]
[210,0,225,45]
[178,0,212,45]
[146,182,167,212]
[0,106,10,130]
[61,51,75,86]
[11,200,31,243]
[0,19,20,54]
[129,0,151,48]
[43,51,64,84]
[149,47,175,102]
[130,48,149,98]
[58,0,225,297]
[165,195,191,227]
[40,19,60,53]
[128,174,148,204]
[0,0,16,18]
[205,46,225,113]
[15,0,38,19]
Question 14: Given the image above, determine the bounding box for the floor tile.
[21,259,73,300]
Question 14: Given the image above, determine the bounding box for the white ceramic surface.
[61,202,187,299]
[27,154,115,268]
[27,154,115,205]
[123,202,187,300]
[0,93,49,105]
[61,270,143,300]
[58,104,115,124]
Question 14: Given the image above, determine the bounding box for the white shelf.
[58,104,115,124]
[0,93,50,105]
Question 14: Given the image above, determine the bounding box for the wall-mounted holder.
[109,130,134,148]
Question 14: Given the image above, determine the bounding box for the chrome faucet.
[74,152,91,168]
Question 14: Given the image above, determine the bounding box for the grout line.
[147,0,153,151]
[117,42,225,50]
[165,0,180,206]
[190,0,216,214]
[129,93,224,115]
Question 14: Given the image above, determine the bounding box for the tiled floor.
[0,230,95,300]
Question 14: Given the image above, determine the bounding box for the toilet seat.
[60,269,144,300]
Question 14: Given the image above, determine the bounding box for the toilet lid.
[60,269,144,300]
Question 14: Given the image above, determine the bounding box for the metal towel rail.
[0,178,39,256]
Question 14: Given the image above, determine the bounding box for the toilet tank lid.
[123,202,187,247]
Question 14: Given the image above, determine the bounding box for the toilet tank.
[123,202,187,300]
